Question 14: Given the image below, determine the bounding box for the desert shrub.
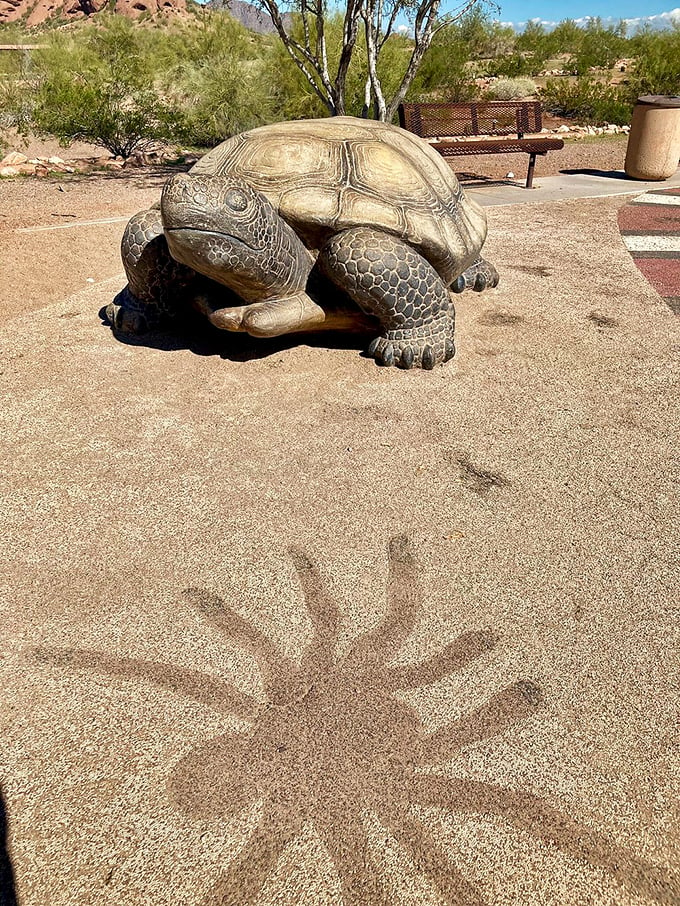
[485,77,537,100]
[487,52,543,78]
[540,77,632,125]
[26,20,175,154]
[569,18,628,76]
[626,26,680,100]
[410,25,479,102]
[163,57,273,146]
[32,75,173,156]
[0,79,35,133]
[7,14,278,153]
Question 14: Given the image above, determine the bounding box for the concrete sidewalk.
[468,167,680,206]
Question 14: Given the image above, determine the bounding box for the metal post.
[526,153,537,189]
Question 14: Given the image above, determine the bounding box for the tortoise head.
[160,173,312,302]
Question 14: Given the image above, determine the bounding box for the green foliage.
[540,77,632,124]
[626,25,680,100]
[409,27,479,102]
[569,18,627,76]
[485,77,537,100]
[265,12,413,120]
[546,19,584,55]
[163,58,273,147]
[25,19,173,155]
[32,75,171,157]
[487,52,538,78]
[2,9,680,152]
[1,14,277,154]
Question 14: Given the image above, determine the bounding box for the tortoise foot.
[367,311,456,370]
[452,257,500,294]
[106,286,158,335]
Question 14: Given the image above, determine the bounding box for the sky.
[477,0,680,31]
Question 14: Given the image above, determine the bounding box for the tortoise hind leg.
[319,227,455,370]
[107,208,198,335]
[451,257,500,294]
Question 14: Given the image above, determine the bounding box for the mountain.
[206,0,291,35]
[0,0,287,30]
[0,0,187,25]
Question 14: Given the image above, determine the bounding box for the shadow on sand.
[0,788,17,906]
[559,168,631,180]
[33,538,680,906]
[98,305,372,364]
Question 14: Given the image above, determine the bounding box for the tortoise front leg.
[318,227,456,370]
[107,208,198,335]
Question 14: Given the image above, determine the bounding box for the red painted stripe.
[633,257,680,297]
[619,190,680,301]
[618,204,680,232]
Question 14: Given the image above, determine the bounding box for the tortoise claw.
[380,344,395,366]
[400,347,414,369]
[421,345,436,370]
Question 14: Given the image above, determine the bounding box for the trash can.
[624,95,680,181]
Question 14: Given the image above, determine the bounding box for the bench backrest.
[399,101,543,139]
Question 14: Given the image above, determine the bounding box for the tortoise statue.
[107,116,499,369]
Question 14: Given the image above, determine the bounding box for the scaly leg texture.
[451,257,500,294]
[107,208,198,334]
[319,227,455,370]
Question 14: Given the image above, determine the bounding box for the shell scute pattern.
[189,117,487,278]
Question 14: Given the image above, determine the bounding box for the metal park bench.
[398,101,564,188]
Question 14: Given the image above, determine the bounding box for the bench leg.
[526,153,537,189]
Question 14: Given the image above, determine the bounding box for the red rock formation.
[0,0,186,24]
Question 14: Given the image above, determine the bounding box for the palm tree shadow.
[0,788,17,906]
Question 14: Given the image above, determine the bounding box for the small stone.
[1,152,29,166]
[556,124,570,133]
[0,166,19,177]
[506,172,515,179]
[47,155,65,164]
[86,278,95,283]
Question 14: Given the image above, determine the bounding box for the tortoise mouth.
[166,226,259,253]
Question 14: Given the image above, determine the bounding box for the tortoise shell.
[190,117,487,284]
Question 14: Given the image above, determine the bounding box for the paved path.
[469,168,680,207]
[618,188,680,315]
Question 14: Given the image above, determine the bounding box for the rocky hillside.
[0,0,287,28]
[0,0,187,26]
[206,0,290,35]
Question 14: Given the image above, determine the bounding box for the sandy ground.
[0,167,679,906]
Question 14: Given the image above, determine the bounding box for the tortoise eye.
[224,188,249,212]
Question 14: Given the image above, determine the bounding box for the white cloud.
[500,7,680,31]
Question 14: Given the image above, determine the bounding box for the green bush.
[569,18,627,76]
[410,26,479,102]
[626,26,680,100]
[5,14,279,153]
[163,58,273,147]
[540,77,632,125]
[485,77,537,100]
[32,75,172,157]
